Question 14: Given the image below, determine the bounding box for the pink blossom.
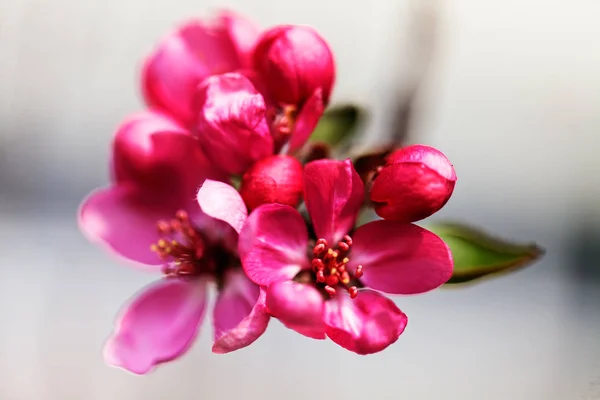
[239,159,453,354]
[78,113,269,374]
[370,145,457,222]
[142,10,260,126]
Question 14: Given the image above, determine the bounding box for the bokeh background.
[1,0,599,399]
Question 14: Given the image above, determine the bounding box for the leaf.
[424,222,545,284]
[309,104,365,147]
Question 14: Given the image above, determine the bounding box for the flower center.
[311,235,364,299]
[267,104,298,150]
[150,210,210,277]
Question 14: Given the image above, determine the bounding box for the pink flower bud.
[370,145,457,223]
[252,25,335,107]
[193,73,274,176]
[240,155,304,211]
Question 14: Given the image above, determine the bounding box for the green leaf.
[309,104,365,147]
[424,222,545,285]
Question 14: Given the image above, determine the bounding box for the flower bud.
[240,155,304,211]
[370,145,456,222]
[252,25,335,107]
[193,73,274,176]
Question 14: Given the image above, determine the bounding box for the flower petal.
[212,269,270,353]
[266,281,326,339]
[349,220,453,294]
[239,204,309,286]
[303,159,365,244]
[288,89,325,153]
[103,278,207,374]
[219,10,261,69]
[197,180,247,234]
[142,18,242,125]
[193,72,274,175]
[79,184,171,267]
[111,111,225,196]
[323,289,407,355]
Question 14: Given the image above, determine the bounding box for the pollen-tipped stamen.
[311,235,364,299]
[150,209,206,277]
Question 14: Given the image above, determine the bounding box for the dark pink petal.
[197,180,247,234]
[303,159,365,244]
[239,204,309,286]
[103,278,207,374]
[323,289,407,355]
[193,73,274,175]
[349,220,453,295]
[288,89,325,153]
[142,18,242,125]
[111,111,187,184]
[252,25,335,106]
[79,184,171,267]
[266,281,326,340]
[111,111,225,197]
[212,270,270,354]
[219,10,261,69]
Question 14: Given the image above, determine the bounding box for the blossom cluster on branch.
[78,10,541,375]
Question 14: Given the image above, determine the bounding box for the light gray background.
[1,0,599,399]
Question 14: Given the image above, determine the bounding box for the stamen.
[311,234,365,299]
[151,209,206,277]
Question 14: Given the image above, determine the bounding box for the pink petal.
[111,111,187,184]
[288,89,325,153]
[219,10,261,69]
[79,184,172,267]
[111,111,225,197]
[103,278,207,374]
[266,281,326,339]
[212,270,270,353]
[239,204,309,286]
[349,220,453,295]
[323,289,407,355]
[197,180,247,234]
[303,159,365,244]
[193,72,274,175]
[142,18,242,125]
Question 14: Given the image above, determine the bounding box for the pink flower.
[370,145,457,222]
[239,159,453,354]
[78,112,269,374]
[143,10,260,126]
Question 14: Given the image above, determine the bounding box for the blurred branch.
[388,0,439,146]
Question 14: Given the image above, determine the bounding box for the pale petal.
[197,180,247,234]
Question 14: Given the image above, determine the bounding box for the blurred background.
[1,0,599,399]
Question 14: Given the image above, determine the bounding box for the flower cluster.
[79,10,457,374]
